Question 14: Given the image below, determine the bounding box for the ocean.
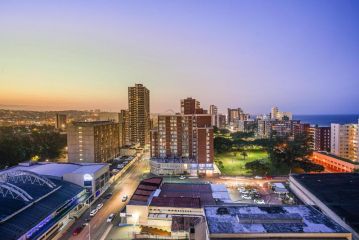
[293,114,359,127]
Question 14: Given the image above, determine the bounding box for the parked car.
[107,213,115,223]
[122,195,128,202]
[179,175,186,180]
[105,193,113,199]
[254,199,265,204]
[254,176,263,180]
[72,226,84,236]
[242,194,252,200]
[96,203,104,210]
[90,209,98,217]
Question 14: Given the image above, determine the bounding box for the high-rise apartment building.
[181,97,207,114]
[181,97,199,114]
[119,110,130,147]
[128,84,150,146]
[331,121,359,161]
[308,126,331,151]
[209,105,218,127]
[271,106,292,120]
[209,105,218,115]
[150,114,214,176]
[217,114,226,129]
[55,113,67,130]
[227,108,242,125]
[67,121,120,163]
[257,120,272,138]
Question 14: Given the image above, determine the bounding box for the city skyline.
[1,0,359,114]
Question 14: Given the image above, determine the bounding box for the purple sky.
[0,0,358,114]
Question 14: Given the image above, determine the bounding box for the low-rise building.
[5,161,110,199]
[198,205,351,240]
[0,163,98,240]
[310,151,359,172]
[289,173,359,240]
[126,177,230,238]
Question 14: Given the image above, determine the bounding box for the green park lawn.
[215,150,290,176]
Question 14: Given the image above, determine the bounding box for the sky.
[0,0,358,114]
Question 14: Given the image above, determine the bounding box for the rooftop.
[129,177,163,205]
[205,205,349,235]
[159,183,216,206]
[171,216,202,232]
[150,196,201,208]
[0,173,84,240]
[291,173,359,233]
[3,161,108,178]
[315,151,359,165]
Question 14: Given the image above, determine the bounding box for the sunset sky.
[0,0,358,114]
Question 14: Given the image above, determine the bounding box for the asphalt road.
[61,155,150,240]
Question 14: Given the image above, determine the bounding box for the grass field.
[215,150,290,176]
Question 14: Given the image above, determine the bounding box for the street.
[61,155,150,240]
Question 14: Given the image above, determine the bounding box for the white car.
[242,194,252,200]
[254,199,265,204]
[179,175,186,180]
[254,176,263,180]
[107,213,115,223]
[90,209,98,217]
[96,203,104,210]
[122,195,128,202]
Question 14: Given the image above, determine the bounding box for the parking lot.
[227,182,297,205]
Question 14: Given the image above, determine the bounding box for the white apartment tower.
[331,120,359,161]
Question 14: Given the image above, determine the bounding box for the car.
[264,176,273,180]
[72,226,84,236]
[254,176,263,180]
[179,175,186,180]
[90,208,98,217]
[105,193,113,199]
[82,222,89,227]
[242,194,252,200]
[107,213,115,222]
[122,195,128,202]
[96,203,104,210]
[254,199,265,204]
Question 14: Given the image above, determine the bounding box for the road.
[62,155,150,240]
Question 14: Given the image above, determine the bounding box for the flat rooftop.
[315,151,359,165]
[159,183,216,206]
[205,205,349,235]
[291,173,359,233]
[3,161,108,178]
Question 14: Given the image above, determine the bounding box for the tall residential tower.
[128,84,150,146]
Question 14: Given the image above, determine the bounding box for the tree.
[245,160,270,176]
[0,125,66,169]
[293,159,324,173]
[267,134,312,169]
[240,150,248,160]
[214,137,233,154]
[217,160,224,169]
